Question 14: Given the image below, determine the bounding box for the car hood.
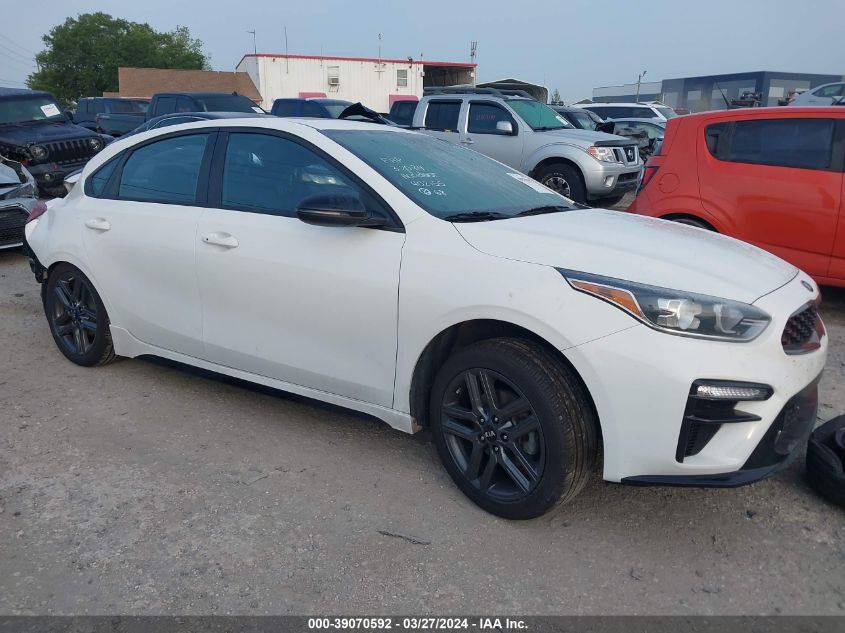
[454,209,798,304]
[0,120,97,145]
[0,156,36,200]
[539,128,636,146]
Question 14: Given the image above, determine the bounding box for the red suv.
[629,107,845,287]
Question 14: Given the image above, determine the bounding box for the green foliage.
[27,12,208,104]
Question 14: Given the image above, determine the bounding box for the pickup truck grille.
[40,139,96,165]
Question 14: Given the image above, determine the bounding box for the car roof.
[311,99,352,105]
[583,102,659,108]
[0,87,53,98]
[677,106,845,122]
[156,92,252,98]
[612,118,666,124]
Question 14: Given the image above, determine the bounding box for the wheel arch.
[529,156,586,187]
[41,256,117,323]
[660,213,718,231]
[408,318,602,444]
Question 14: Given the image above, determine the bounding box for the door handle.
[202,232,239,249]
[84,218,111,231]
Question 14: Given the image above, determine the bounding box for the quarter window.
[220,132,380,218]
[118,134,209,203]
[467,103,515,134]
[727,118,835,170]
[86,157,119,197]
[424,101,461,131]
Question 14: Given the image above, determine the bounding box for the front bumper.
[563,271,829,483]
[582,162,642,199]
[27,160,89,189]
[622,377,820,487]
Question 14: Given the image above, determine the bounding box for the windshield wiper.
[441,211,509,223]
[516,205,572,217]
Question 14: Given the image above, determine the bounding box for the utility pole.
[247,30,256,55]
[636,70,647,102]
[470,41,477,86]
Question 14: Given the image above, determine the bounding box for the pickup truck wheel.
[429,338,597,519]
[535,164,586,204]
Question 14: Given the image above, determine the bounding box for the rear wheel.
[535,164,586,204]
[430,338,597,519]
[43,263,116,366]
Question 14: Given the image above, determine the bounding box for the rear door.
[80,131,214,357]
[421,99,464,146]
[698,114,842,277]
[828,123,845,282]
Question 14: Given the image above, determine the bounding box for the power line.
[0,53,35,70]
[0,40,35,65]
[0,32,39,57]
[0,77,29,86]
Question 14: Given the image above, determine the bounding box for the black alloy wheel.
[430,338,598,519]
[440,368,545,502]
[44,263,116,366]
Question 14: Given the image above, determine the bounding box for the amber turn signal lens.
[568,279,644,318]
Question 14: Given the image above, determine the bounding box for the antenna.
[284,26,289,73]
[470,41,477,64]
[714,81,731,109]
[247,30,256,55]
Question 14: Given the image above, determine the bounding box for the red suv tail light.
[26,200,48,223]
[639,165,659,192]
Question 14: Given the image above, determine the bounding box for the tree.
[551,89,562,104]
[27,12,208,104]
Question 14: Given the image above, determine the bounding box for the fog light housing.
[694,382,773,401]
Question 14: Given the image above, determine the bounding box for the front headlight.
[88,137,104,152]
[586,146,620,163]
[29,144,48,160]
[559,269,771,342]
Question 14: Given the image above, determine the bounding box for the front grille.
[40,139,95,165]
[0,208,27,247]
[618,172,638,183]
[782,304,822,354]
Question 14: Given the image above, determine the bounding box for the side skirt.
[109,325,419,434]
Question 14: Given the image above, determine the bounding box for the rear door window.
[727,118,835,170]
[118,133,210,203]
[424,100,461,131]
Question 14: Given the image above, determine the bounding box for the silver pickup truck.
[411,89,642,205]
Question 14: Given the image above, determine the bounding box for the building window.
[327,66,340,87]
[397,69,408,87]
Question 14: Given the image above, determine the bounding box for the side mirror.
[496,120,515,135]
[296,194,386,228]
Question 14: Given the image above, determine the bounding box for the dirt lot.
[1,249,844,615]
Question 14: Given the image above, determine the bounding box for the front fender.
[522,142,591,175]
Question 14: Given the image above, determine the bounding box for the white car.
[24,118,828,519]
[789,82,845,106]
[576,102,678,121]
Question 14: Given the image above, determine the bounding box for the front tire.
[534,163,587,204]
[43,263,117,367]
[429,338,598,519]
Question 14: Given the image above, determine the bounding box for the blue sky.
[1,0,842,103]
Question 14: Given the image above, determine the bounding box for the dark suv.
[0,88,105,192]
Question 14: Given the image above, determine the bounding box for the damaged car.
[0,87,106,195]
[0,154,41,250]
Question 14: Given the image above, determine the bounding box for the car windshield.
[567,110,600,130]
[196,95,262,113]
[655,106,677,119]
[111,100,149,114]
[0,95,65,124]
[323,129,576,220]
[508,99,574,130]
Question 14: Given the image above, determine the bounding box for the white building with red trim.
[236,53,477,112]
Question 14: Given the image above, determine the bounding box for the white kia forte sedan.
[24,118,828,519]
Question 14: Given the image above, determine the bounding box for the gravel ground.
[1,249,843,616]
